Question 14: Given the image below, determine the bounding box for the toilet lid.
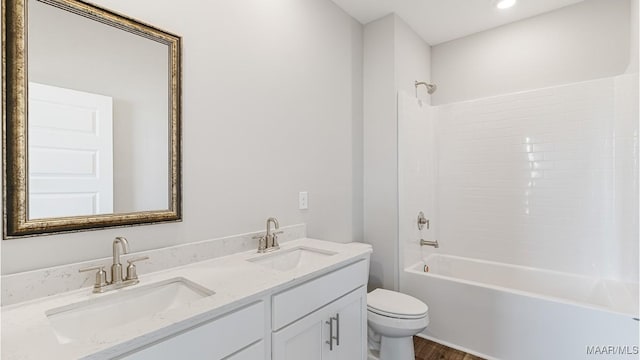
[367,289,428,319]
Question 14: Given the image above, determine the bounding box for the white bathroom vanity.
[1,239,372,360]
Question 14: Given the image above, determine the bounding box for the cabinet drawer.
[223,340,265,360]
[122,301,264,360]
[272,260,367,330]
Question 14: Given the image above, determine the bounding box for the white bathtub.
[401,254,640,360]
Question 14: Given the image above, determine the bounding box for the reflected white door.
[28,82,113,219]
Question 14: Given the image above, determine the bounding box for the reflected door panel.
[28,82,113,219]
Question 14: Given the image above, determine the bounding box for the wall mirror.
[2,0,182,237]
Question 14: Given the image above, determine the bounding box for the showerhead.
[415,81,437,95]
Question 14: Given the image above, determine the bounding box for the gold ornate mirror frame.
[2,0,182,238]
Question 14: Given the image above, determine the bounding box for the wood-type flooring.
[414,337,486,360]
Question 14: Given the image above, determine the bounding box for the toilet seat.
[368,308,430,334]
[367,289,428,320]
[368,306,426,319]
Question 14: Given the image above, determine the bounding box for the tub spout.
[420,239,439,248]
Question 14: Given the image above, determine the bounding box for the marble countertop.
[1,238,372,360]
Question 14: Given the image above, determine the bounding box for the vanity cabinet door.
[329,287,366,360]
[272,286,366,360]
[272,308,326,360]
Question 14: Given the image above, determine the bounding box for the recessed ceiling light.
[496,0,517,9]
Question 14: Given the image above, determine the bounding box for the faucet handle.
[79,265,108,289]
[253,234,268,252]
[127,256,149,265]
[125,256,149,281]
[79,265,104,273]
[271,231,283,249]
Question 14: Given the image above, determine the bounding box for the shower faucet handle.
[417,211,429,230]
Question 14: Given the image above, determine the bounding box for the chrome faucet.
[79,237,149,293]
[111,236,129,284]
[266,217,280,249]
[253,217,283,253]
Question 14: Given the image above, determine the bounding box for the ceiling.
[330,0,585,45]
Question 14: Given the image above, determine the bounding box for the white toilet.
[367,289,429,360]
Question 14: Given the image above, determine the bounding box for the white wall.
[363,15,396,290]
[363,14,430,290]
[628,0,639,73]
[2,0,364,274]
[431,0,632,105]
[352,11,365,248]
[394,19,432,105]
[28,0,169,213]
[434,75,638,282]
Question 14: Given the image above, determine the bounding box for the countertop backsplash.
[1,224,306,306]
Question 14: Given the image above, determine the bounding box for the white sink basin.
[46,277,214,344]
[247,246,337,271]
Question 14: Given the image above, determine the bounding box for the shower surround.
[398,74,639,359]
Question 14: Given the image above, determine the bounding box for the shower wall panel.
[435,75,638,282]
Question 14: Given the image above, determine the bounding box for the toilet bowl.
[367,289,429,360]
